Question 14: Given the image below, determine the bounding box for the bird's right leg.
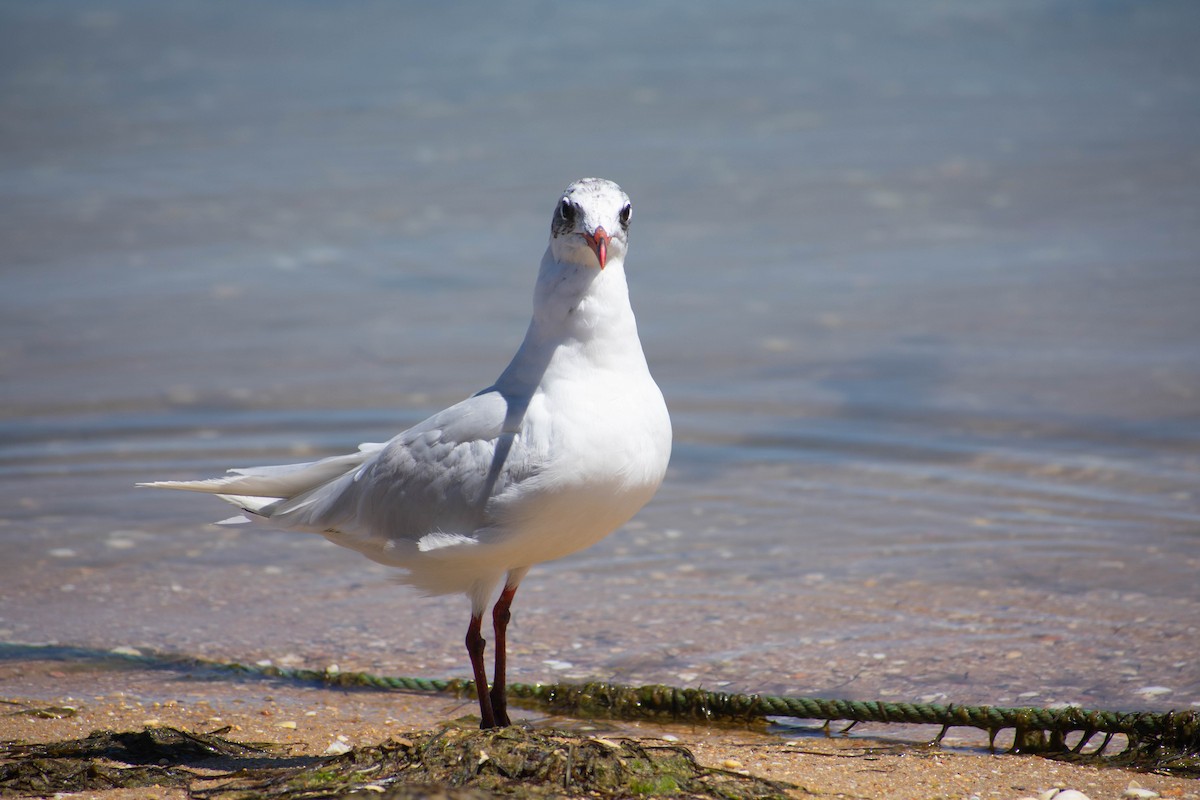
[465,614,497,729]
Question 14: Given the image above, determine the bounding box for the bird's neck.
[532,247,633,331]
[494,249,648,393]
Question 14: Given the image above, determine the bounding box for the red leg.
[465,613,497,729]
[490,583,519,727]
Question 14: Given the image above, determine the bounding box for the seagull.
[141,178,673,728]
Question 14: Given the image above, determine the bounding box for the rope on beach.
[3,643,1196,774]
[205,655,1200,772]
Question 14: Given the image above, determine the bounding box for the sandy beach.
[3,656,1196,799]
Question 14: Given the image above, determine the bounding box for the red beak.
[584,226,610,269]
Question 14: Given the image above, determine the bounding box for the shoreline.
[2,658,1195,799]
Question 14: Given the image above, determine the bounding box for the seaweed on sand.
[1,725,796,799]
[0,725,282,796]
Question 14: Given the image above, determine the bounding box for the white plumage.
[141,178,672,728]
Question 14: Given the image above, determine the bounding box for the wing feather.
[268,390,513,542]
[141,389,538,571]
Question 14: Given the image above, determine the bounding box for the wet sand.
[3,658,1196,800]
[3,1,1198,716]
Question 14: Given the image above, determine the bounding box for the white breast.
[485,363,672,565]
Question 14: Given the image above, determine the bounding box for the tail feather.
[215,493,281,514]
[138,443,385,509]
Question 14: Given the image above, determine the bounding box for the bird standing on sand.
[141,178,673,728]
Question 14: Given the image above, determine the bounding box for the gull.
[141,178,672,728]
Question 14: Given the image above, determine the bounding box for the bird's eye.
[618,202,632,228]
[558,197,575,224]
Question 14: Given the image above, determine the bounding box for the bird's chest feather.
[486,369,670,552]
[536,369,666,483]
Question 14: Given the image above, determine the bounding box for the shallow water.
[2,1,1198,718]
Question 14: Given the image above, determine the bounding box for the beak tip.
[587,226,610,269]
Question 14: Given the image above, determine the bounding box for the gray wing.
[262,388,529,544]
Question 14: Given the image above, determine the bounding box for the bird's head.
[549,178,632,270]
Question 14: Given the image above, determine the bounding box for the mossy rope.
[3,643,1195,769]
[232,661,1197,757]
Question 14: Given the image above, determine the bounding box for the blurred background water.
[2,1,1198,715]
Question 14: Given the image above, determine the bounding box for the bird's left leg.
[490,566,528,727]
